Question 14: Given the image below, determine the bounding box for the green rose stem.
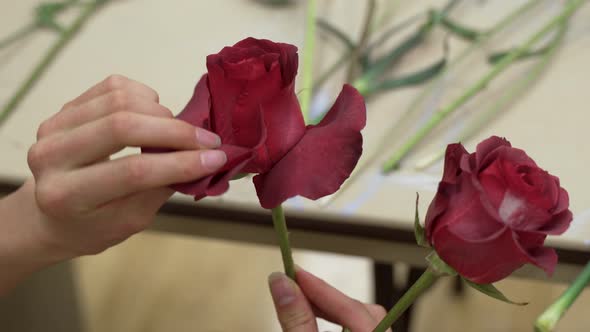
[268,0,318,282]
[299,0,317,124]
[534,261,590,332]
[346,0,376,82]
[381,0,586,173]
[271,205,296,280]
[372,269,439,332]
[0,0,107,126]
[414,19,568,170]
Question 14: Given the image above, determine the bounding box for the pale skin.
[0,75,387,331]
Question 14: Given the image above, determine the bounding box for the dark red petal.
[253,85,365,209]
[537,209,573,235]
[515,231,558,276]
[433,226,532,283]
[172,144,253,199]
[436,175,504,240]
[441,143,469,184]
[233,38,299,86]
[222,56,276,81]
[258,86,306,166]
[176,74,211,130]
[552,182,570,215]
[205,60,238,141]
[475,136,511,170]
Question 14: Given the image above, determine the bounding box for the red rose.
[425,136,572,284]
[164,37,366,208]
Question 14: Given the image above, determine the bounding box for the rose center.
[498,191,526,227]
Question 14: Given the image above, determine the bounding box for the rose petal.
[234,38,298,86]
[475,136,511,170]
[172,144,253,199]
[537,209,573,235]
[441,143,468,184]
[258,86,306,166]
[176,74,211,129]
[253,85,365,209]
[438,175,504,240]
[515,230,558,276]
[433,226,534,283]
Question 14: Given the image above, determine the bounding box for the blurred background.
[1,0,590,331]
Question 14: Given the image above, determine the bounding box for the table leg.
[373,263,427,332]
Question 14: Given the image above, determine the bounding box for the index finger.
[62,74,159,110]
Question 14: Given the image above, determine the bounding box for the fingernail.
[268,272,296,306]
[200,150,227,171]
[196,128,221,148]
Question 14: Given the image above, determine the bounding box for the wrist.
[0,179,71,294]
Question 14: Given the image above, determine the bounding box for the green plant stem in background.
[414,19,567,170]
[271,205,296,280]
[0,23,37,50]
[372,269,439,332]
[299,0,317,124]
[534,261,590,332]
[318,1,537,207]
[372,0,540,166]
[346,0,376,82]
[381,0,586,173]
[0,0,107,126]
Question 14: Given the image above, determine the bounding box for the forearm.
[0,179,64,295]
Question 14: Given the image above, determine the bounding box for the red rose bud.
[424,136,572,284]
[153,37,366,208]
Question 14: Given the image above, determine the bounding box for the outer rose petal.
[172,144,253,199]
[177,74,211,129]
[441,143,469,184]
[253,85,366,209]
[432,226,554,283]
[475,136,511,170]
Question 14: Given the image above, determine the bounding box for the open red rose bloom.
[164,37,366,209]
[425,136,573,284]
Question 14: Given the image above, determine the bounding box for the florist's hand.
[23,75,226,259]
[269,267,390,332]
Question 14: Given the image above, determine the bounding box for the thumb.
[268,272,318,332]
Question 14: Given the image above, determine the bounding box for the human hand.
[20,75,226,260]
[268,267,390,332]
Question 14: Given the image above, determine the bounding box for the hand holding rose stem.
[381,0,587,173]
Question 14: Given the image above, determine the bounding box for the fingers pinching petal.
[35,112,221,169]
[38,91,173,140]
[63,149,227,209]
[63,74,159,110]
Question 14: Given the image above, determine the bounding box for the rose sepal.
[425,251,457,277]
[463,279,528,306]
[413,193,429,248]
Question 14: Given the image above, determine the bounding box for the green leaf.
[414,193,428,247]
[426,251,457,277]
[464,279,528,306]
[374,56,446,92]
[488,47,551,65]
[439,15,483,42]
[35,2,70,31]
[316,18,356,51]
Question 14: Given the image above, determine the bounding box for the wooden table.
[2,0,590,297]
